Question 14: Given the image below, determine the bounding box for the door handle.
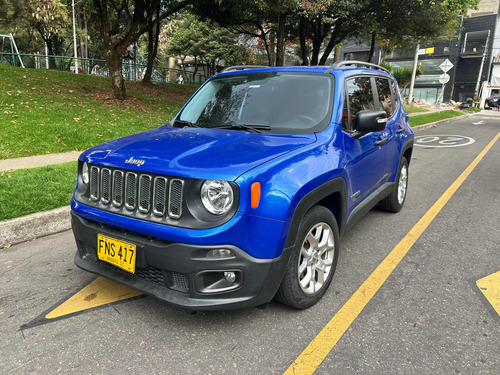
[376,138,387,146]
[397,126,405,134]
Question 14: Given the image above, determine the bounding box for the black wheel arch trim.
[401,139,414,163]
[284,177,347,248]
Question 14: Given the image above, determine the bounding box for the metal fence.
[0,52,209,84]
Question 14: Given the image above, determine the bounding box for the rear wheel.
[275,205,339,309]
[380,157,408,212]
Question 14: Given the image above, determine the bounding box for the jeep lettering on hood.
[124,157,145,166]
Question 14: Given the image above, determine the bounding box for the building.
[340,0,500,104]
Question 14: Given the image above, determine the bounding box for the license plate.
[97,234,137,274]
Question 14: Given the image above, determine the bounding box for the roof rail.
[221,65,270,73]
[326,60,388,74]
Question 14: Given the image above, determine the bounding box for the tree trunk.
[260,34,272,66]
[367,31,376,63]
[310,21,322,65]
[106,51,127,100]
[269,30,276,66]
[319,22,343,65]
[275,13,286,66]
[45,38,57,70]
[143,7,161,84]
[299,16,309,65]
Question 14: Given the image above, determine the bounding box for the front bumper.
[72,212,292,310]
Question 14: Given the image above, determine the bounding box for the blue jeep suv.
[71,61,414,310]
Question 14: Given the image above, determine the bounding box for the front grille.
[90,166,99,201]
[87,166,184,220]
[112,170,124,206]
[125,172,137,210]
[169,179,184,219]
[101,168,111,204]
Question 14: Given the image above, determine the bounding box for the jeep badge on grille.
[125,157,145,166]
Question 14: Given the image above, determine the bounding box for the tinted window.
[375,78,394,117]
[345,77,375,129]
[390,80,400,112]
[178,73,333,134]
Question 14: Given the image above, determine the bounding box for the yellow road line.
[285,131,500,375]
[46,277,142,319]
[476,271,500,316]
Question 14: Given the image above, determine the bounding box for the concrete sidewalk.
[0,151,81,172]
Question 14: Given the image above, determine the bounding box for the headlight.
[201,180,234,215]
[81,162,89,185]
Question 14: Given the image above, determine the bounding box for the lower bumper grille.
[76,240,190,293]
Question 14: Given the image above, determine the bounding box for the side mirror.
[354,110,388,133]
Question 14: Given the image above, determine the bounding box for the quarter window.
[390,80,400,113]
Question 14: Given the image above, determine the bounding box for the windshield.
[177,72,333,134]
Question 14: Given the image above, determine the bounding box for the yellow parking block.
[45,277,143,319]
[476,271,500,316]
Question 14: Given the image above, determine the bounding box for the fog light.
[224,271,236,283]
[207,249,235,259]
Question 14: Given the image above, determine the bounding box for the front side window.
[177,72,333,134]
[344,76,375,130]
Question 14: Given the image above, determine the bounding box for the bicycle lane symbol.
[415,135,475,148]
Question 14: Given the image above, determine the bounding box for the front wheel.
[275,205,339,309]
[380,157,408,212]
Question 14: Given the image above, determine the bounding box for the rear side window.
[375,78,394,117]
[390,80,400,113]
[343,76,375,130]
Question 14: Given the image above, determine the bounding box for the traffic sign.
[439,59,454,73]
[439,73,450,84]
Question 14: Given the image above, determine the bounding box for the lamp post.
[72,0,79,74]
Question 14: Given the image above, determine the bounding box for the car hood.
[80,126,316,181]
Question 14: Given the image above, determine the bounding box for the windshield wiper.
[173,119,198,128]
[211,124,271,133]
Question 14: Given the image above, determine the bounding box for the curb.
[0,206,71,248]
[0,113,471,248]
[411,113,469,132]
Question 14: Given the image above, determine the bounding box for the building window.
[462,31,489,55]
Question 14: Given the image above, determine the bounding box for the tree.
[167,15,243,77]
[381,61,424,93]
[92,0,189,99]
[193,0,298,67]
[366,0,479,62]
[27,0,69,68]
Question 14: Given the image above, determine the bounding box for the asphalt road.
[1,112,499,374]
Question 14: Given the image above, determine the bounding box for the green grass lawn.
[0,162,76,221]
[0,65,197,159]
[409,110,464,127]
[403,104,430,114]
[463,107,481,112]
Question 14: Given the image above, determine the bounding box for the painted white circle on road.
[415,135,475,148]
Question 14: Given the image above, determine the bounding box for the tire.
[275,205,339,309]
[379,157,409,213]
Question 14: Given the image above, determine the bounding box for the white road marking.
[415,135,475,148]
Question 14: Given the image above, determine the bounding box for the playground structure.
[0,33,25,68]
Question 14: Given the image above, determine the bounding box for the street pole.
[407,42,420,104]
[72,0,79,74]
